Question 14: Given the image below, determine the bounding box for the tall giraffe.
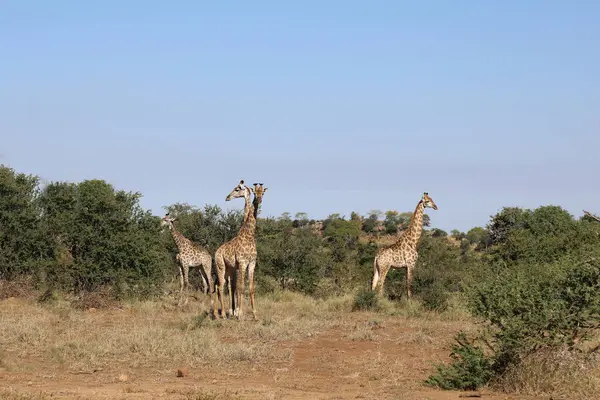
[162,213,213,306]
[221,182,268,308]
[212,180,267,319]
[371,192,438,299]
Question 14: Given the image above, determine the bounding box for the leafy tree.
[383,210,400,234]
[350,211,362,222]
[430,228,448,238]
[38,179,170,296]
[450,229,466,240]
[466,227,490,250]
[362,211,380,233]
[0,165,50,280]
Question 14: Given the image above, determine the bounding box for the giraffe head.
[251,183,268,214]
[421,192,438,210]
[161,213,176,229]
[225,179,252,202]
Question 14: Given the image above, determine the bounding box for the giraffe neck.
[252,196,261,219]
[170,226,189,250]
[402,200,425,248]
[238,193,257,239]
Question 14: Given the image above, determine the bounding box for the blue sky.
[1,1,598,232]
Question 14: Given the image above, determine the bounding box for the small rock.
[176,367,189,378]
[211,379,217,384]
[88,308,97,313]
[307,333,312,337]
[118,374,128,382]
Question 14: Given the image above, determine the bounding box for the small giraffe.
[212,180,267,319]
[162,213,214,306]
[371,192,438,299]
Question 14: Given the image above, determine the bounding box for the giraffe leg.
[177,262,185,306]
[226,269,233,317]
[202,261,214,299]
[371,258,380,291]
[213,254,226,318]
[182,264,190,305]
[377,265,391,297]
[406,265,414,300]
[227,268,235,318]
[234,264,246,320]
[247,260,257,320]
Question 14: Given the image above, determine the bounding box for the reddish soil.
[0,315,546,400]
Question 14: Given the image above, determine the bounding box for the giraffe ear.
[263,187,268,192]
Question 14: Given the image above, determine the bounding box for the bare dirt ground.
[0,292,546,400]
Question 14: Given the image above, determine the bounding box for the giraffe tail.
[371,258,379,291]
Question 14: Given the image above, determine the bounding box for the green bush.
[352,287,379,311]
[0,165,52,280]
[426,331,493,390]
[37,180,171,296]
[419,281,449,312]
[429,257,600,390]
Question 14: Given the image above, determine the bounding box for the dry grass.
[0,287,577,399]
[495,348,600,399]
[0,390,53,400]
[0,290,353,373]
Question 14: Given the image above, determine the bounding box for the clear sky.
[1,1,598,232]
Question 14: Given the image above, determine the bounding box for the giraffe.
[162,213,213,306]
[371,192,438,299]
[212,180,267,319]
[222,182,268,307]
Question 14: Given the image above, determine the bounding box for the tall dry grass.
[494,348,600,399]
[0,290,359,373]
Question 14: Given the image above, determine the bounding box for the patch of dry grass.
[0,389,53,400]
[0,290,351,372]
[495,348,600,400]
[166,387,243,400]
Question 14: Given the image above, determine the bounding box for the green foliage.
[426,332,494,390]
[469,258,600,365]
[257,218,327,294]
[0,165,51,280]
[352,287,379,311]
[430,228,448,238]
[163,203,243,254]
[488,205,599,266]
[419,280,449,312]
[466,227,490,250]
[38,180,170,296]
[361,211,380,233]
[450,229,466,240]
[383,210,400,234]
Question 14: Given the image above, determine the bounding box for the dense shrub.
[37,180,171,296]
[352,287,379,311]
[0,165,52,279]
[428,257,600,390]
[425,332,493,390]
